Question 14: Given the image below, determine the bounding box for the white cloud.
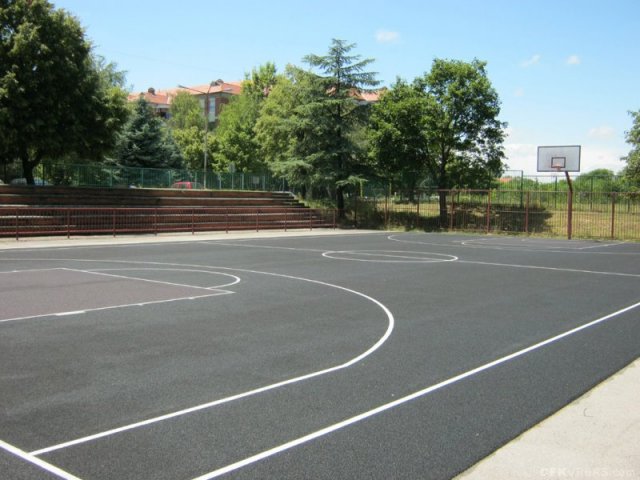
[504,142,627,175]
[504,143,539,174]
[567,55,581,65]
[580,145,626,173]
[520,54,541,68]
[513,87,525,97]
[588,126,616,140]
[375,30,400,44]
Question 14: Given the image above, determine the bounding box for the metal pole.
[486,190,492,233]
[178,82,214,189]
[565,171,574,240]
[203,94,209,189]
[611,193,616,240]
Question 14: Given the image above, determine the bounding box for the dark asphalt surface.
[1,232,638,480]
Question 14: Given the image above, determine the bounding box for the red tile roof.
[128,82,242,107]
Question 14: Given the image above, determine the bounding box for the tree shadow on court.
[348,201,555,235]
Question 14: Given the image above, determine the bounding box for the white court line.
[459,239,626,250]
[322,250,457,263]
[85,268,242,290]
[456,260,640,278]
[0,267,67,274]
[202,241,327,253]
[0,292,231,324]
[0,438,83,480]
[388,234,640,255]
[62,268,221,292]
[191,299,640,480]
[29,259,394,456]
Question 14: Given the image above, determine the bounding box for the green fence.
[31,163,289,191]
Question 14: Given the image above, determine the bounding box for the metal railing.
[350,190,640,241]
[0,207,336,239]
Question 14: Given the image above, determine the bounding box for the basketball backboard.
[537,145,581,172]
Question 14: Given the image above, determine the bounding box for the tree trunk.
[438,190,448,227]
[336,185,345,218]
[21,156,36,185]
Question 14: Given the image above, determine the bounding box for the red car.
[171,181,203,189]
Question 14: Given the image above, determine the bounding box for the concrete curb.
[0,228,381,250]
[456,358,640,479]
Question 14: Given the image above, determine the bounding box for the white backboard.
[537,145,581,172]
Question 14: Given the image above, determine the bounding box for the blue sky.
[52,0,639,175]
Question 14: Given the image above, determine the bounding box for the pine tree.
[115,98,184,169]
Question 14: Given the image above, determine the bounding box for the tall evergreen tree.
[114,98,184,169]
[301,39,379,212]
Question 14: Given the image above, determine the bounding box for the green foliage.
[416,58,506,189]
[255,39,379,208]
[368,58,506,223]
[169,91,202,130]
[168,91,207,170]
[172,126,206,171]
[368,79,430,192]
[0,0,129,183]
[212,63,277,173]
[622,110,640,187]
[242,62,277,98]
[212,93,265,172]
[113,98,184,169]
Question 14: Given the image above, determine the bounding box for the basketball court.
[1,230,638,479]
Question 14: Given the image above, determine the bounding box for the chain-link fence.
[3,162,288,192]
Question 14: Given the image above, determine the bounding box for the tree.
[113,97,184,169]
[0,0,129,183]
[575,169,621,192]
[368,79,430,197]
[301,39,379,212]
[169,91,202,130]
[254,71,313,193]
[419,60,506,203]
[622,110,640,186]
[212,63,277,173]
[168,91,207,170]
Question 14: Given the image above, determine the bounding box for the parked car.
[171,181,203,189]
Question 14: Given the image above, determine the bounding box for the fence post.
[611,193,616,240]
[565,172,574,240]
[15,208,19,241]
[486,190,492,233]
[416,193,420,229]
[525,191,530,235]
[449,191,455,230]
[567,189,573,240]
[67,209,71,239]
[353,193,358,228]
[384,194,389,229]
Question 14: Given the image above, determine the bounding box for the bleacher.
[0,186,336,238]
